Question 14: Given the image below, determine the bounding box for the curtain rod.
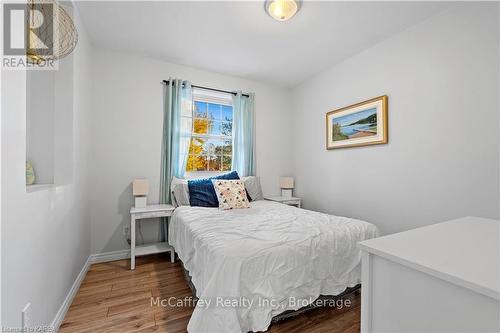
[161,80,250,98]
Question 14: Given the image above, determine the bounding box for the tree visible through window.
[185,96,233,172]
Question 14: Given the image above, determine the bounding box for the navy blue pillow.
[188,171,240,207]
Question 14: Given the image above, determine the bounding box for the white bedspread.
[169,200,378,333]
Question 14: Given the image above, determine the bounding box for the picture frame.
[326,95,388,149]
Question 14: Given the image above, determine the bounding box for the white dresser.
[358,216,500,333]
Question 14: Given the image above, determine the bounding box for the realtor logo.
[3,2,55,68]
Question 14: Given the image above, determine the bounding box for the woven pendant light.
[27,0,78,63]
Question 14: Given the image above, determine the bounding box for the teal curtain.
[159,78,192,241]
[231,92,255,177]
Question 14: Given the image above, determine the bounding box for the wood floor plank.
[73,283,113,299]
[61,311,156,333]
[61,253,361,332]
[80,271,151,289]
[107,297,157,318]
[62,304,108,324]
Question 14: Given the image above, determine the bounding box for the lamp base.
[135,196,147,208]
[281,189,293,198]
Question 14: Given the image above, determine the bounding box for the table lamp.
[280,177,294,197]
[133,179,149,208]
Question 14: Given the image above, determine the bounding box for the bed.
[168,200,379,333]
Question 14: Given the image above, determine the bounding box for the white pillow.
[212,179,250,210]
[241,176,263,201]
[171,177,190,207]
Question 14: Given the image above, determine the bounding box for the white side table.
[130,204,175,270]
[265,196,302,208]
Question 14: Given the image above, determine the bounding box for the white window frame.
[185,88,233,178]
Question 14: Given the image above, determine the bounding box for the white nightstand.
[130,204,175,270]
[265,196,302,208]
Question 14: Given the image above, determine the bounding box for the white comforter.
[169,200,378,333]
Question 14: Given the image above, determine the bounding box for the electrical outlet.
[21,303,31,329]
[123,225,130,236]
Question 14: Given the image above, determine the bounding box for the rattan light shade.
[27,0,78,63]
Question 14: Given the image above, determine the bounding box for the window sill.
[26,183,54,193]
[185,171,231,179]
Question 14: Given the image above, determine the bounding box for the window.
[185,89,233,172]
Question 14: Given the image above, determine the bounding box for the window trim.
[193,89,233,107]
[186,89,234,174]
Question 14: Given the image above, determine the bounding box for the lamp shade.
[133,179,149,196]
[280,177,294,189]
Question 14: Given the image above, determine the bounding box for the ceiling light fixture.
[265,0,300,22]
[26,0,78,64]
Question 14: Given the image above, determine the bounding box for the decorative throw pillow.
[241,176,264,201]
[26,161,35,185]
[188,171,240,207]
[171,177,190,207]
[212,179,250,210]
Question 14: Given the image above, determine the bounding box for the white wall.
[0,7,92,328]
[291,3,500,235]
[26,71,55,184]
[25,52,75,187]
[88,49,293,253]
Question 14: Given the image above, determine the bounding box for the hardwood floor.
[60,254,361,333]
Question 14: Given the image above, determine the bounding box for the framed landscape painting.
[326,95,388,149]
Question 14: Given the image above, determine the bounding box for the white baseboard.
[51,256,91,331]
[90,249,130,264]
[51,249,131,331]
